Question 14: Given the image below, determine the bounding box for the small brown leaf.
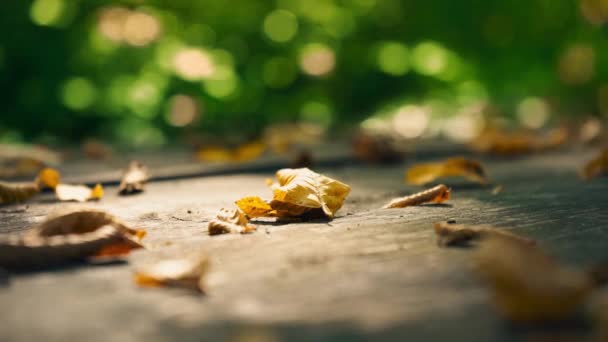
[406,157,488,186]
[580,149,608,180]
[433,221,535,247]
[473,236,593,323]
[208,208,256,235]
[119,161,149,195]
[383,184,451,208]
[134,254,209,293]
[55,183,104,202]
[0,209,145,270]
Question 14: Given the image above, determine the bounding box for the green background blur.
[0,0,607,146]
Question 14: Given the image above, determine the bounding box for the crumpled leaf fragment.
[471,127,567,156]
[55,183,104,202]
[383,184,451,208]
[0,209,145,270]
[134,253,209,293]
[433,221,535,247]
[580,149,608,180]
[119,161,149,195]
[0,167,60,204]
[196,141,266,163]
[208,208,257,235]
[473,236,594,323]
[406,157,488,186]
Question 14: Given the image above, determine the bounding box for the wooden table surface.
[1,144,607,341]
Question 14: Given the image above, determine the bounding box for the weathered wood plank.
[0,147,606,341]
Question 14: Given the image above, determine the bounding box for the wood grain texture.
[0,146,607,341]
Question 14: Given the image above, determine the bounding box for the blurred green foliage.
[0,0,606,146]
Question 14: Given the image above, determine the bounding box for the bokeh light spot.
[392,105,429,138]
[376,42,409,76]
[558,44,595,85]
[123,11,162,47]
[61,77,97,111]
[263,10,298,43]
[300,101,333,127]
[412,41,449,76]
[300,43,336,77]
[203,67,239,99]
[516,97,550,129]
[166,95,200,127]
[173,47,215,81]
[30,0,65,27]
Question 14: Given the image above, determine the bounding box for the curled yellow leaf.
[406,157,488,186]
[383,184,450,209]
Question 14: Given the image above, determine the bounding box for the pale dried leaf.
[580,149,608,180]
[55,183,104,202]
[119,161,149,195]
[406,157,488,186]
[134,254,209,293]
[271,168,351,218]
[208,208,256,235]
[473,236,593,322]
[433,221,535,247]
[383,184,450,208]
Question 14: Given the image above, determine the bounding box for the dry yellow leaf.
[580,149,608,180]
[471,127,567,156]
[235,196,275,218]
[236,168,351,220]
[271,168,351,218]
[383,184,451,209]
[0,167,60,204]
[55,183,104,202]
[208,208,257,235]
[406,157,488,186]
[119,161,149,195]
[196,141,266,163]
[134,254,209,293]
[473,236,593,323]
[0,209,145,270]
[433,221,535,247]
